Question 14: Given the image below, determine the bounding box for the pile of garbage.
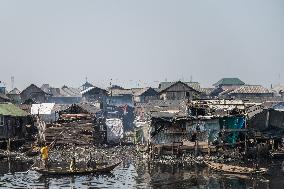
[31,145,140,169]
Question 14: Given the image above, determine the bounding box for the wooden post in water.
[244,116,247,155]
[7,138,11,160]
[208,140,210,156]
[195,132,198,157]
[7,138,11,173]
[195,123,200,157]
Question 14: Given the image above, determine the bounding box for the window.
[186,92,190,97]
[0,116,4,126]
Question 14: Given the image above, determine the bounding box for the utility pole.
[11,76,14,90]
[109,78,112,104]
[195,122,200,157]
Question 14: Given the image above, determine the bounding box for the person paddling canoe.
[39,130,64,170]
[40,145,49,169]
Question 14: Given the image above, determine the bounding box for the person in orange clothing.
[40,145,49,169]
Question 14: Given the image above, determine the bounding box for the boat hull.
[204,161,267,175]
[33,161,121,176]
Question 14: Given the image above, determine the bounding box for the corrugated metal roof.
[136,100,188,115]
[53,104,70,112]
[60,87,81,97]
[187,82,201,91]
[41,84,50,93]
[213,78,245,86]
[47,88,60,96]
[0,103,28,116]
[109,89,133,96]
[81,86,107,95]
[230,85,271,94]
[199,88,214,95]
[41,85,82,97]
[131,88,144,95]
[8,88,21,95]
[151,111,185,118]
[78,102,102,114]
[132,87,158,96]
[159,81,201,92]
[219,88,234,96]
[22,84,49,96]
[81,87,94,94]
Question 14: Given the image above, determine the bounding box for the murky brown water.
[0,158,283,189]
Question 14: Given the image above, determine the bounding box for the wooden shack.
[0,103,29,140]
[158,81,201,100]
[20,84,51,103]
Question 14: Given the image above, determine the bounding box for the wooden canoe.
[204,161,267,175]
[270,151,284,158]
[33,161,121,176]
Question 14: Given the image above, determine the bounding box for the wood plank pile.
[44,119,94,146]
[59,114,93,121]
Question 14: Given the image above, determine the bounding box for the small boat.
[204,161,267,175]
[33,161,121,176]
[270,150,284,158]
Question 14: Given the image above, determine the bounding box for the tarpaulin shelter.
[219,116,245,144]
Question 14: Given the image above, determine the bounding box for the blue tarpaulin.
[219,116,245,144]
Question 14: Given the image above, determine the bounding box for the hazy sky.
[0,0,284,90]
